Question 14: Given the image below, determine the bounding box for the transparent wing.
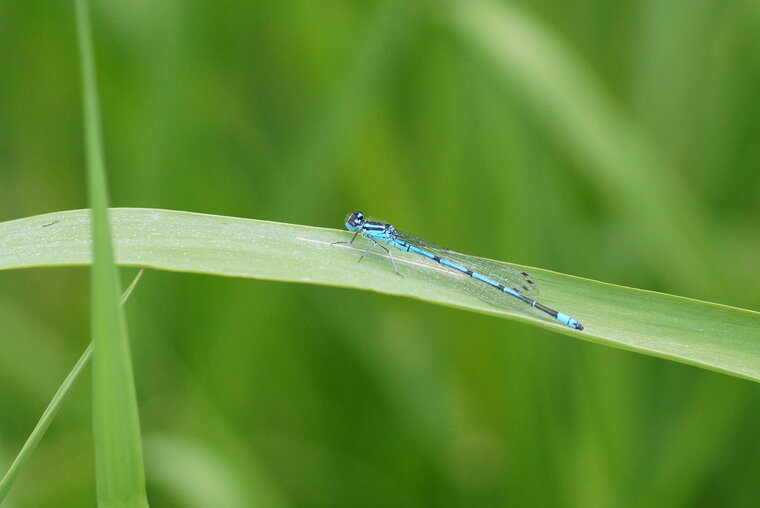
[394,230,540,297]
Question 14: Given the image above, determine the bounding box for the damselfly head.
[345,211,365,231]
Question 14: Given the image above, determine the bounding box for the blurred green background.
[2,0,760,506]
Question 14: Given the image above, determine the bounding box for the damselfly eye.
[344,211,365,231]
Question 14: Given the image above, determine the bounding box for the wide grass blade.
[75,0,148,505]
[1,208,758,382]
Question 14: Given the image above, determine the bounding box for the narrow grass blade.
[0,270,145,503]
[1,208,758,382]
[448,0,721,295]
[75,0,148,505]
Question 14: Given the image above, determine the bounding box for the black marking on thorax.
[363,221,387,232]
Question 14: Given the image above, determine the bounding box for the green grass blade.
[0,270,144,503]
[144,435,287,508]
[1,208,758,382]
[75,0,148,506]
[448,0,721,295]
